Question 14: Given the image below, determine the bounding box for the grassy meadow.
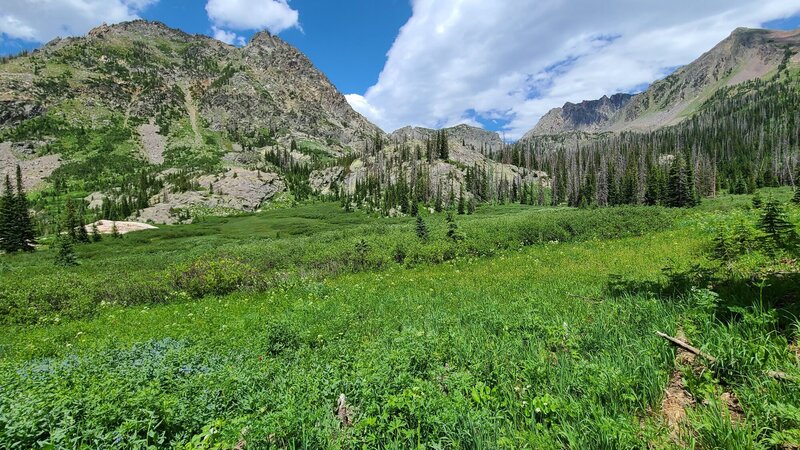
[1,190,800,448]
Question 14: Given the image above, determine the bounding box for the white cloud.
[206,0,299,41]
[212,26,245,46]
[0,0,158,42]
[347,0,800,139]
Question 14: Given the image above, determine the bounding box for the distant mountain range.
[524,27,800,138]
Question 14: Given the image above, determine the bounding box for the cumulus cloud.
[0,0,158,42]
[347,0,800,139]
[212,26,245,46]
[206,0,299,45]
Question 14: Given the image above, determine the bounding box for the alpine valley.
[2,16,800,450]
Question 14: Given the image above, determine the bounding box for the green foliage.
[172,258,262,299]
[752,191,763,209]
[758,197,798,253]
[2,194,800,447]
[415,215,429,242]
[53,235,77,267]
[0,203,675,325]
[0,168,36,253]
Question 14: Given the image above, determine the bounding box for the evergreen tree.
[752,192,763,209]
[63,198,79,241]
[0,175,15,253]
[758,198,798,252]
[111,222,121,239]
[14,166,35,251]
[667,156,691,208]
[438,130,449,160]
[77,208,90,244]
[410,200,419,216]
[457,186,466,215]
[54,235,78,267]
[434,187,443,212]
[91,223,103,242]
[415,215,429,243]
[446,212,464,242]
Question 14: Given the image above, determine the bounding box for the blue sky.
[1,1,800,137]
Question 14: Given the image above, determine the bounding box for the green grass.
[0,203,675,325]
[1,194,799,448]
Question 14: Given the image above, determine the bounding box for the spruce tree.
[415,215,429,243]
[457,186,466,215]
[63,198,78,241]
[111,222,121,239]
[77,208,90,244]
[752,192,763,209]
[446,212,464,242]
[91,223,102,242]
[758,198,798,252]
[0,175,15,253]
[667,156,691,208]
[54,235,78,267]
[14,166,35,251]
[438,130,449,160]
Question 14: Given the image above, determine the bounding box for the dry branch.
[656,331,717,363]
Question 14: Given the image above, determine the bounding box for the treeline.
[490,71,800,208]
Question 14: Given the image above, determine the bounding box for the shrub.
[172,258,262,299]
[264,321,301,356]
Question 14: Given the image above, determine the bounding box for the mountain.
[1,20,380,144]
[389,124,504,153]
[525,27,800,138]
[0,21,546,224]
[0,20,383,223]
[527,93,633,136]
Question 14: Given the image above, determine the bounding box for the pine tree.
[111,222,121,239]
[77,208,90,244]
[63,198,78,241]
[438,130,449,160]
[752,192,763,209]
[410,200,419,216]
[457,186,466,215]
[91,223,102,242]
[667,156,691,208]
[0,175,16,253]
[434,187,443,212]
[54,235,78,267]
[415,215,429,242]
[446,212,464,242]
[14,166,35,251]
[758,198,798,252]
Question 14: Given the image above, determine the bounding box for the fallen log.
[656,331,717,363]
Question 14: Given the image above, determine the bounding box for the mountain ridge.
[523,26,800,139]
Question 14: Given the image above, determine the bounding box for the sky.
[1,1,800,139]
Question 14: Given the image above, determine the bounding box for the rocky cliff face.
[0,20,387,223]
[0,20,381,145]
[526,93,633,137]
[525,27,800,137]
[390,123,504,153]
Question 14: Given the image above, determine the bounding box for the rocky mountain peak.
[524,27,800,138]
